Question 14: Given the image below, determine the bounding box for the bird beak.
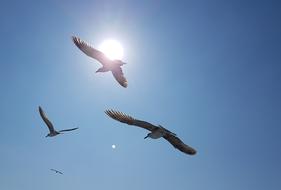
[45,135,48,138]
[144,135,148,139]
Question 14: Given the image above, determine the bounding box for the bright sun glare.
[99,39,124,60]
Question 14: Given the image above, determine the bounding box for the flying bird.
[38,106,78,137]
[72,36,128,88]
[105,110,196,155]
[50,169,63,175]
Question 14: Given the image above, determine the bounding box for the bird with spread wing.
[38,106,78,137]
[105,110,196,155]
[50,169,63,175]
[72,36,128,88]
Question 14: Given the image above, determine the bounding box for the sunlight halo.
[99,39,124,60]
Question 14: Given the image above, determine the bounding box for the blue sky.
[0,0,280,189]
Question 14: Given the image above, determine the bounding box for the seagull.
[50,169,63,175]
[105,110,196,155]
[38,106,78,137]
[72,36,128,88]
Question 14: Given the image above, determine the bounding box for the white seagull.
[39,106,78,137]
[72,36,128,88]
[105,110,197,155]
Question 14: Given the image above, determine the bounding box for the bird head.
[95,68,102,73]
[45,134,50,138]
[144,134,149,139]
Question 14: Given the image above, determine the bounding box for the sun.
[99,39,124,60]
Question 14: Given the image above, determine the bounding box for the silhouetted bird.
[72,36,128,88]
[50,169,63,175]
[38,106,78,137]
[105,110,196,155]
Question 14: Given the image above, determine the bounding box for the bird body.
[38,106,78,137]
[46,131,60,137]
[72,36,128,88]
[105,110,197,155]
[145,127,166,139]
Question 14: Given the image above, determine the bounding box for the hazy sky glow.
[0,0,280,190]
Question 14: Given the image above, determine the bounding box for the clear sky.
[0,0,280,189]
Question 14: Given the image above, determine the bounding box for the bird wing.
[39,106,55,133]
[159,125,177,136]
[105,110,157,131]
[58,127,79,132]
[111,67,128,88]
[163,134,196,155]
[72,36,109,65]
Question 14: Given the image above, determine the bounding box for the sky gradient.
[0,0,280,190]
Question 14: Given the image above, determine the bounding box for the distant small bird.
[50,169,63,175]
[72,36,128,88]
[105,110,196,155]
[38,106,78,137]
